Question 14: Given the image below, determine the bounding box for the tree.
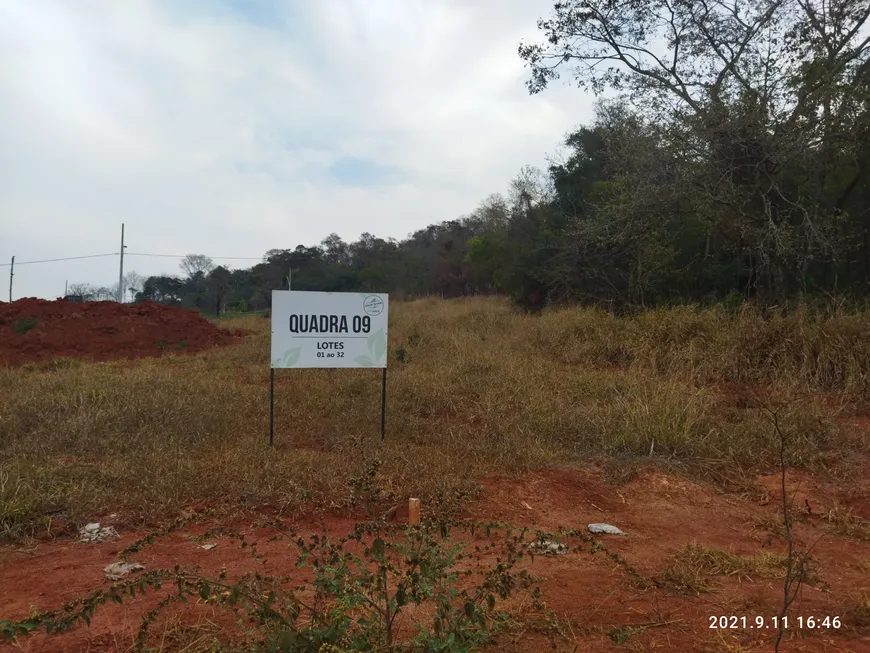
[207,266,233,317]
[347,234,396,292]
[123,271,144,303]
[321,233,351,265]
[66,283,95,300]
[179,254,215,279]
[136,276,184,304]
[519,0,870,302]
[178,270,208,310]
[91,286,117,301]
[548,126,607,218]
[466,233,510,293]
[508,165,551,216]
[468,193,511,231]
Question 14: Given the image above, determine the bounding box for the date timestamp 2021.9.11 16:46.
[710,616,841,630]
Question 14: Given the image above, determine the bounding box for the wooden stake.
[408,498,420,527]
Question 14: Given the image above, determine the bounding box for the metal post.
[381,367,387,441]
[270,367,275,447]
[118,223,126,303]
[8,256,13,302]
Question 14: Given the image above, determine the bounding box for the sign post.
[270,367,275,447]
[381,368,387,441]
[270,291,389,446]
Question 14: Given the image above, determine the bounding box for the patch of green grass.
[13,318,38,335]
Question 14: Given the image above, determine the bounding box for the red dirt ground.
[0,298,246,367]
[2,466,868,652]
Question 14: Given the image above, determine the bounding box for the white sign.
[271,291,389,368]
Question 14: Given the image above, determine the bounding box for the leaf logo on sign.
[281,346,301,367]
[368,329,387,363]
[355,329,386,367]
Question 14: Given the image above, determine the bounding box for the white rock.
[587,523,626,535]
[104,562,144,581]
[528,540,568,555]
[79,524,120,543]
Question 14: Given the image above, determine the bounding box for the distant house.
[61,295,85,303]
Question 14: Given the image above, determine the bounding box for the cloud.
[327,157,407,188]
[0,0,595,299]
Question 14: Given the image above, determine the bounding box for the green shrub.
[13,318,38,335]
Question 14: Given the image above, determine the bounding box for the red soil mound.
[0,298,245,367]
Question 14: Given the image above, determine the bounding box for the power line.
[0,252,264,267]
[0,253,118,267]
[125,253,263,260]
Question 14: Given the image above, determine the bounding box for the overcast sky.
[0,0,595,300]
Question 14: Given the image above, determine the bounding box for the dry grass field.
[1,297,869,652]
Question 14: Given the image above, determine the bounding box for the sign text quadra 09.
[270,291,389,369]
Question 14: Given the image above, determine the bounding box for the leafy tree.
[321,233,352,265]
[519,0,870,302]
[136,276,184,304]
[207,266,233,316]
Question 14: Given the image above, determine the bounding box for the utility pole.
[118,223,126,303]
[64,280,68,297]
[8,256,13,302]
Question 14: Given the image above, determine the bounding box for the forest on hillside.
[77,1,870,313]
